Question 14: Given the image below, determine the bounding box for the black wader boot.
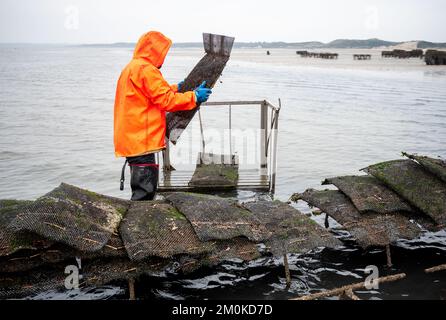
[122,154,159,201]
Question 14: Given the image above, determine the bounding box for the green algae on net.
[365,159,446,226]
[294,153,446,249]
[297,188,430,249]
[0,184,339,299]
[189,164,239,188]
[322,175,414,214]
[188,153,240,188]
[402,152,446,184]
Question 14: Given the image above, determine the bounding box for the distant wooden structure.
[382,49,424,59]
[296,51,338,59]
[353,54,371,60]
[319,53,338,59]
[381,51,394,58]
[425,50,446,65]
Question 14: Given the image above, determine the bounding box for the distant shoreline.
[1,39,446,50]
[79,39,446,50]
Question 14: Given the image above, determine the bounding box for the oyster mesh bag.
[119,201,215,261]
[165,192,268,242]
[403,153,446,184]
[0,200,53,257]
[299,189,429,248]
[8,183,130,252]
[243,201,340,255]
[365,160,446,225]
[323,175,414,214]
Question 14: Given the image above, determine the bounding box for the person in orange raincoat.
[114,31,212,201]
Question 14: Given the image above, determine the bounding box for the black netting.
[0,258,171,299]
[209,238,261,262]
[243,201,340,255]
[8,183,130,252]
[172,238,262,274]
[0,245,77,274]
[322,175,414,214]
[119,201,215,260]
[0,263,67,299]
[0,200,53,257]
[0,186,385,299]
[365,160,446,225]
[92,234,127,258]
[81,258,171,287]
[0,234,127,274]
[165,193,268,242]
[298,189,434,248]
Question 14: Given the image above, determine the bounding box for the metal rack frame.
[159,100,281,193]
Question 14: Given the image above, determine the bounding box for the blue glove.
[177,80,185,92]
[195,81,212,104]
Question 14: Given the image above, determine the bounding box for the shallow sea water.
[1,45,445,300]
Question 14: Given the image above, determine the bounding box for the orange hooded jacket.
[114,31,196,157]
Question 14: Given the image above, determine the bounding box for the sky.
[0,0,445,44]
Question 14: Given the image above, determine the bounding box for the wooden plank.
[291,273,406,300]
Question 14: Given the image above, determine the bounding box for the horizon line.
[1,38,445,46]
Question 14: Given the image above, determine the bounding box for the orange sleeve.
[170,83,179,93]
[141,65,196,112]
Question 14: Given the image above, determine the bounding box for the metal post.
[229,105,232,159]
[260,101,268,174]
[157,100,279,192]
[162,138,174,171]
[270,101,280,194]
[198,109,206,157]
[156,152,160,187]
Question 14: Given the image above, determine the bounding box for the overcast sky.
[1,0,445,44]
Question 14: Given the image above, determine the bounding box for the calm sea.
[0,45,445,299]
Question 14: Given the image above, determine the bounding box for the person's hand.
[177,80,185,92]
[194,81,212,104]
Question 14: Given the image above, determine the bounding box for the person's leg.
[126,153,159,201]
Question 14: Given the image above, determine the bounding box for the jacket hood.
[133,31,172,68]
